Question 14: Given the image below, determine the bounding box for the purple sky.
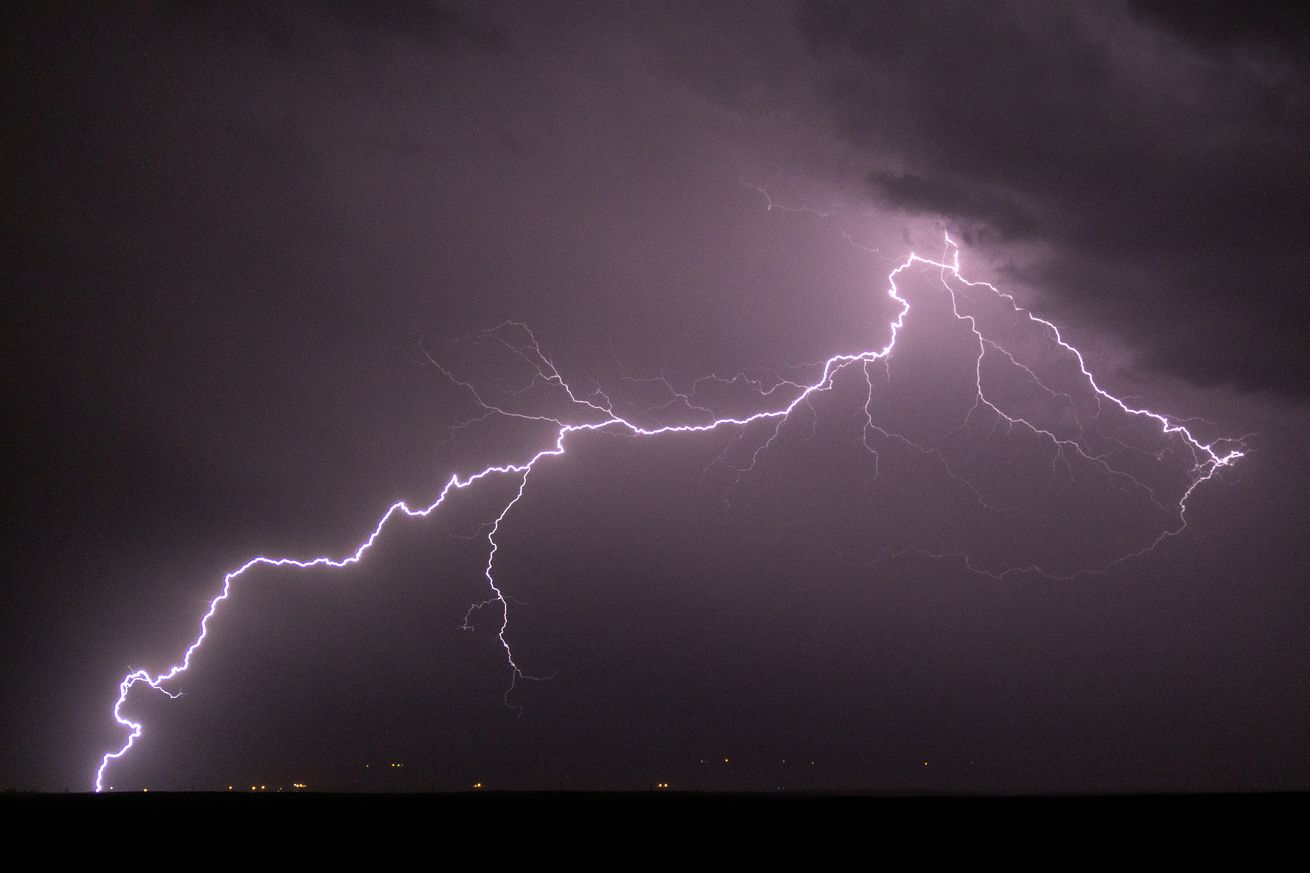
[3,1,1309,792]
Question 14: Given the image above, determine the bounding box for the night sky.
[4,1,1309,794]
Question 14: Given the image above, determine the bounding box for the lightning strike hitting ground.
[93,237,1245,791]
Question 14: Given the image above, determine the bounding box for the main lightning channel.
[92,245,1243,791]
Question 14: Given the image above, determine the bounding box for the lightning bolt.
[92,234,1245,791]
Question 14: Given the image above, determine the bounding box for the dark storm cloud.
[799,0,1310,396]
[1128,0,1310,56]
[867,170,1039,240]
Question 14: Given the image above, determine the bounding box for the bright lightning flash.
[93,236,1245,791]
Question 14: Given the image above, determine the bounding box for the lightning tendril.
[93,233,1245,791]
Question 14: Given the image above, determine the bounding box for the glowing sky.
[3,1,1308,792]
